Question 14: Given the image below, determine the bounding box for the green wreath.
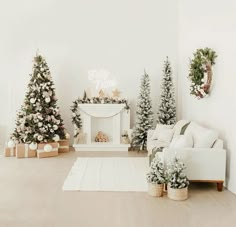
[189,48,217,99]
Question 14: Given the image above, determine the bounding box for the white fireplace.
[73,104,130,151]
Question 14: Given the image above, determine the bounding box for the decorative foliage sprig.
[166,157,189,189]
[189,48,217,99]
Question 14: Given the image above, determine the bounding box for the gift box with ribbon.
[58,139,70,153]
[5,147,16,157]
[16,144,37,158]
[37,142,59,158]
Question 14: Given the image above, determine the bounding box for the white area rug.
[63,157,149,192]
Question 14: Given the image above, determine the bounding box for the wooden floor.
[0,150,236,227]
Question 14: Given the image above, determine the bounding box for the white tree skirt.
[63,157,149,192]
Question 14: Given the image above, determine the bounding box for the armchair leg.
[217,182,223,192]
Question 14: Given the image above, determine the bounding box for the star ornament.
[98,89,105,98]
[112,89,121,99]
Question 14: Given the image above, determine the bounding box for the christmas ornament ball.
[7,140,15,148]
[53,125,58,130]
[29,142,37,150]
[65,133,70,139]
[45,97,51,103]
[44,144,53,152]
[53,134,60,142]
[30,98,36,104]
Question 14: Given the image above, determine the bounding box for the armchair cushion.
[169,133,193,149]
[147,130,169,156]
[185,122,218,148]
[151,124,174,141]
[212,139,223,149]
[173,120,190,138]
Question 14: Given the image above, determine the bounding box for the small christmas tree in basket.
[166,157,190,201]
[146,156,166,197]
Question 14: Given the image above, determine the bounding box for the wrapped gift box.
[37,142,59,158]
[74,132,87,144]
[5,147,16,157]
[58,139,70,153]
[16,144,37,158]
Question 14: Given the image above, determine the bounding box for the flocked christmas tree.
[167,157,189,189]
[11,53,66,144]
[132,71,153,150]
[157,57,176,125]
[146,156,166,184]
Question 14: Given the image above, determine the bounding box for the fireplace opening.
[95,131,109,142]
[91,117,114,143]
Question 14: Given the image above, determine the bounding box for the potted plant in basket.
[166,157,190,201]
[146,156,166,197]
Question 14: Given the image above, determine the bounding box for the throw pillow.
[185,122,218,148]
[173,120,190,138]
[169,133,193,149]
[180,122,191,135]
[151,124,174,140]
[157,128,174,143]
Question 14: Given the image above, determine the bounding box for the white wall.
[0,0,235,193]
[178,0,236,193]
[0,0,178,148]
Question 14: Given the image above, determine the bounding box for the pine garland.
[73,96,129,109]
[132,71,153,150]
[157,57,176,125]
[71,100,82,138]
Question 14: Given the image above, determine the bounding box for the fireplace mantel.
[73,104,130,152]
[78,104,125,118]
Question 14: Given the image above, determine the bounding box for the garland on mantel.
[189,48,217,99]
[75,96,130,109]
[71,100,83,137]
[71,96,130,137]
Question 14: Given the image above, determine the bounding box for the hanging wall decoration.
[189,48,217,99]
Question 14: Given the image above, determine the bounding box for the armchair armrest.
[147,130,169,156]
[147,130,155,155]
[147,130,155,140]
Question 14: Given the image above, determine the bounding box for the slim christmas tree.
[132,71,153,150]
[12,53,66,144]
[157,57,176,125]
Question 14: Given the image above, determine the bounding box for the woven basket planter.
[167,184,188,201]
[148,183,164,197]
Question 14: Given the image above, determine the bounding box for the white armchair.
[147,120,227,191]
